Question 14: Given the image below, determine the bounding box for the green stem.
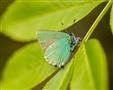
[82,0,112,43]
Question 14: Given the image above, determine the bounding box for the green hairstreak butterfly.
[36,31,80,68]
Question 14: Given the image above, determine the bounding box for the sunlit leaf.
[0,42,56,89]
[70,39,108,89]
[110,5,113,34]
[1,0,104,41]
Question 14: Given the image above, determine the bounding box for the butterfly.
[36,31,81,68]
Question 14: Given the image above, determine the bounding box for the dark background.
[0,0,113,89]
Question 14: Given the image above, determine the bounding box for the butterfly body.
[37,31,80,68]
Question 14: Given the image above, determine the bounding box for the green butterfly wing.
[36,31,71,50]
[44,38,71,67]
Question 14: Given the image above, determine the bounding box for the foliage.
[0,0,113,90]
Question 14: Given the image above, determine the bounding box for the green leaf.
[110,5,113,34]
[43,59,74,90]
[70,39,108,89]
[0,42,56,89]
[1,0,104,41]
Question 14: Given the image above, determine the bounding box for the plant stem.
[82,0,112,43]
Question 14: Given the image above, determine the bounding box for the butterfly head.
[68,32,81,43]
[68,32,81,51]
[68,32,74,36]
[75,37,81,43]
